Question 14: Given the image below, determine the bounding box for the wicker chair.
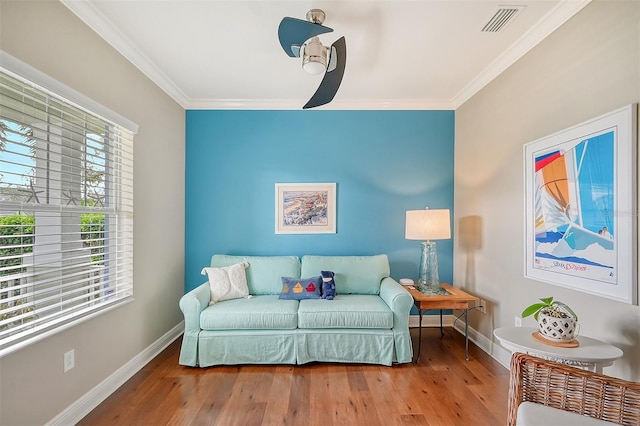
[508,352,640,426]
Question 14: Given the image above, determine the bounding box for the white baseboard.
[413,313,512,368]
[47,321,184,426]
[451,318,512,368]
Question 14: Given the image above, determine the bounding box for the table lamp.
[405,208,451,292]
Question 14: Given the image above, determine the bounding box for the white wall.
[455,0,640,381]
[0,1,185,424]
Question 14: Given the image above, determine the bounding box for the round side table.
[494,327,623,373]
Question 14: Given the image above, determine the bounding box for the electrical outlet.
[514,316,522,327]
[479,299,486,314]
[64,349,75,372]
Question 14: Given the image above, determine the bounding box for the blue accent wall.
[185,110,454,292]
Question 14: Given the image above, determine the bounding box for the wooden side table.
[494,327,623,373]
[406,283,478,362]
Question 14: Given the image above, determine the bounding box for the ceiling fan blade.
[278,17,333,57]
[303,37,346,109]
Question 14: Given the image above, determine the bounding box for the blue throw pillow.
[279,276,322,300]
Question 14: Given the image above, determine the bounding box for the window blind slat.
[0,276,125,322]
[0,289,133,344]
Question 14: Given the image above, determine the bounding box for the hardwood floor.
[79,327,510,425]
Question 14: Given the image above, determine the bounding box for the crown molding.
[60,0,190,108]
[185,98,454,110]
[62,0,590,112]
[452,0,591,108]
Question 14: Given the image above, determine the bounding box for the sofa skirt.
[198,330,298,367]
[195,328,395,367]
[296,329,394,366]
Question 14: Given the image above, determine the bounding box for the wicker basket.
[508,352,640,426]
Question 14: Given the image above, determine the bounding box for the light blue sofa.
[179,254,413,367]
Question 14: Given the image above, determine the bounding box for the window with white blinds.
[0,67,134,356]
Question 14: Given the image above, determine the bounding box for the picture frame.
[275,183,336,234]
[524,104,637,305]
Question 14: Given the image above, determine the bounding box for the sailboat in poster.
[533,130,616,284]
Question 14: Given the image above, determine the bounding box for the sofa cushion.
[201,262,249,304]
[200,295,299,330]
[279,276,322,300]
[300,255,390,295]
[210,255,300,295]
[298,295,393,329]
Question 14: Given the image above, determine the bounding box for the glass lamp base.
[417,240,440,293]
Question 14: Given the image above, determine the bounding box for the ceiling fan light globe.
[302,60,326,75]
[301,36,327,74]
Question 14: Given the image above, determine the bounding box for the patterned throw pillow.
[201,262,250,304]
[278,276,322,300]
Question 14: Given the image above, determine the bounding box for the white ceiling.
[61,0,590,110]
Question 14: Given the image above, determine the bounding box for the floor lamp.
[405,208,451,292]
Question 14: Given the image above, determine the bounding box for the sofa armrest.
[178,282,210,366]
[179,282,210,333]
[379,277,412,330]
[379,277,413,363]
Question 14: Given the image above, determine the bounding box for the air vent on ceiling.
[481,6,525,32]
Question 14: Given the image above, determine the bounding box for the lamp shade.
[405,209,451,240]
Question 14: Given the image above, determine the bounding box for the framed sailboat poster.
[524,104,638,305]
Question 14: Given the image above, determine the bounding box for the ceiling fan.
[278,9,346,109]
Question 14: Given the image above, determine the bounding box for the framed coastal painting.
[275,183,336,234]
[524,104,637,305]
